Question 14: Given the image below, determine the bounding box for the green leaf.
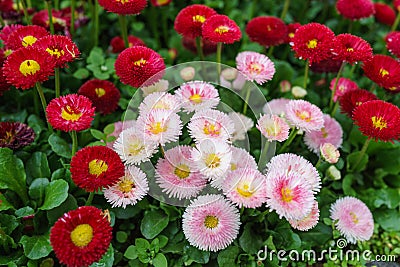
[93,70,110,80]
[183,245,210,264]
[26,152,51,181]
[0,148,28,204]
[87,47,105,65]
[342,174,357,196]
[15,206,34,218]
[90,245,114,267]
[48,134,72,158]
[140,210,169,239]
[239,224,263,254]
[46,194,78,225]
[39,180,69,211]
[0,214,18,234]
[152,253,167,267]
[346,151,368,172]
[90,129,106,140]
[73,68,90,80]
[158,235,168,248]
[104,124,115,135]
[29,178,49,201]
[373,188,400,209]
[217,246,239,267]
[19,235,52,260]
[124,245,138,260]
[298,223,332,244]
[135,238,150,250]
[0,192,14,211]
[374,208,400,231]
[27,114,46,135]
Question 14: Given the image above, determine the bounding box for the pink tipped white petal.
[288,200,320,231]
[257,114,290,142]
[320,143,340,164]
[175,81,220,113]
[228,112,254,141]
[285,100,324,132]
[236,51,275,84]
[139,92,180,115]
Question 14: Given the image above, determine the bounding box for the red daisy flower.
[291,23,335,64]
[310,58,343,73]
[110,35,145,53]
[32,9,70,32]
[246,16,288,47]
[0,0,13,12]
[0,24,22,50]
[0,50,11,95]
[0,122,35,149]
[202,15,242,44]
[339,89,378,117]
[182,36,217,55]
[285,22,301,43]
[336,0,375,20]
[46,94,95,132]
[151,0,172,7]
[115,46,165,88]
[50,206,112,267]
[98,0,147,15]
[331,34,373,64]
[78,79,121,115]
[394,0,400,11]
[2,46,55,90]
[353,100,400,142]
[70,146,125,192]
[385,31,400,58]
[374,3,396,26]
[5,25,49,50]
[33,35,80,68]
[174,4,217,38]
[362,54,400,91]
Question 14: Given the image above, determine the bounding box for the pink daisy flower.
[223,168,267,208]
[229,146,258,171]
[288,200,320,231]
[105,120,136,149]
[330,78,359,102]
[138,92,179,115]
[257,114,290,142]
[330,196,374,244]
[182,194,241,252]
[188,109,235,143]
[235,51,276,84]
[103,166,148,208]
[304,114,343,154]
[263,98,291,117]
[285,100,324,132]
[175,81,220,113]
[155,146,207,200]
[320,143,340,164]
[228,112,254,142]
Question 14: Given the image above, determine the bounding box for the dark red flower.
[50,206,112,267]
[151,0,172,7]
[110,35,145,53]
[70,146,125,192]
[385,31,400,58]
[285,22,301,43]
[0,0,13,12]
[394,0,400,11]
[374,3,396,26]
[353,100,400,142]
[98,0,147,15]
[0,50,11,95]
[174,4,217,38]
[0,24,22,50]
[310,58,343,73]
[182,36,217,55]
[32,9,70,32]
[331,34,373,64]
[5,25,49,50]
[246,16,288,47]
[78,79,121,115]
[202,14,241,44]
[115,46,165,88]
[336,0,375,20]
[0,122,35,149]
[291,23,335,64]
[339,89,378,117]
[362,54,400,91]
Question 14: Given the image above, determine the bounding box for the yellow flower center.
[153,101,170,110]
[230,163,237,171]
[371,116,387,130]
[380,68,389,77]
[250,63,262,74]
[61,105,82,122]
[88,159,108,176]
[321,127,328,138]
[149,122,166,134]
[22,35,37,47]
[95,88,106,97]
[19,60,40,76]
[118,178,134,193]
[3,131,14,142]
[189,94,203,104]
[203,122,220,136]
[116,0,129,4]
[281,187,293,203]
[289,32,295,38]
[128,141,144,156]
[156,0,170,4]
[193,15,206,23]
[205,153,221,168]
[133,58,147,67]
[296,110,311,122]
[174,164,191,179]
[204,215,219,229]
[267,25,272,31]
[70,224,93,248]
[349,212,359,224]
[237,183,254,198]
[215,26,229,35]
[46,47,65,58]
[306,39,318,49]
[347,47,354,52]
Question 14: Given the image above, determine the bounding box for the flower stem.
[391,12,400,32]
[70,0,76,36]
[0,16,5,27]
[351,138,371,172]
[196,37,205,60]
[55,68,61,98]
[85,192,95,206]
[267,46,274,58]
[329,62,346,112]
[216,42,222,79]
[93,0,99,47]
[258,140,271,171]
[278,128,298,154]
[315,158,322,169]
[303,60,309,89]
[20,0,31,25]
[54,0,59,10]
[159,144,165,157]
[242,83,251,115]
[161,7,169,46]
[46,0,55,34]
[71,130,78,157]
[35,83,53,132]
[280,0,290,20]
[119,15,129,48]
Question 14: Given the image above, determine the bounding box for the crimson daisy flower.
[115,46,165,88]
[336,0,375,20]
[110,35,145,53]
[310,58,343,73]
[291,23,335,64]
[202,15,241,44]
[98,0,147,15]
[0,0,13,12]
[182,36,217,55]
[331,34,372,64]
[353,100,400,142]
[246,16,288,47]
[0,50,11,95]
[70,146,125,192]
[33,35,80,68]
[395,0,400,11]
[0,24,22,50]
[32,9,70,32]
[5,25,49,50]
[46,94,95,132]
[78,79,120,115]
[174,4,217,38]
[2,46,55,90]
[362,54,400,91]
[285,22,301,43]
[374,3,396,26]
[385,31,400,58]
[0,122,35,149]
[50,206,112,267]
[339,89,378,117]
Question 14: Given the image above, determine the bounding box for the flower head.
[202,15,241,44]
[336,0,375,20]
[105,120,136,149]
[395,0,400,11]
[5,25,49,50]
[32,9,70,32]
[50,206,112,267]
[141,79,169,96]
[229,146,258,171]
[363,54,400,91]
[174,4,217,38]
[339,89,378,117]
[110,35,145,53]
[0,122,35,149]
[331,34,373,64]
[98,0,147,15]
[46,94,95,132]
[285,22,301,43]
[330,196,374,244]
[385,31,400,58]
[330,77,359,102]
[0,24,22,50]
[175,81,220,113]
[246,16,288,47]
[374,3,396,26]
[263,98,291,117]
[285,100,324,132]
[139,92,179,115]
[182,194,240,252]
[228,112,254,141]
[235,51,275,84]
[288,200,320,231]
[320,143,340,164]
[257,114,290,142]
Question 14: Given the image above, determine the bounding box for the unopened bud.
[180,66,195,81]
[221,68,238,81]
[320,143,340,164]
[291,86,307,98]
[279,80,291,93]
[326,165,341,181]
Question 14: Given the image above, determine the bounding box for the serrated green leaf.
[48,134,72,158]
[374,208,400,231]
[19,235,52,260]
[39,180,69,210]
[140,210,169,239]
[87,47,105,65]
[373,188,400,209]
[152,253,167,267]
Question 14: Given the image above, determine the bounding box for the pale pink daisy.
[138,92,180,115]
[136,109,182,145]
[285,100,324,132]
[229,146,258,171]
[182,194,241,252]
[141,79,169,97]
[330,78,358,102]
[113,127,158,165]
[263,98,290,117]
[320,143,340,164]
[188,109,235,143]
[257,114,290,142]
[223,168,267,208]
[175,81,220,113]
[105,120,136,149]
[288,200,320,231]
[103,166,148,208]
[155,146,207,200]
[228,112,254,141]
[304,114,343,154]
[236,51,275,84]
[266,153,321,193]
[330,196,374,244]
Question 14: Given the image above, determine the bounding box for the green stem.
[347,20,353,33]
[71,131,78,157]
[280,0,290,20]
[303,60,309,89]
[85,192,95,206]
[391,12,400,32]
[329,62,346,111]
[242,83,251,115]
[149,7,160,49]
[278,128,298,154]
[46,1,55,34]
[20,0,31,25]
[331,101,339,117]
[249,0,258,20]
[119,15,129,48]
[216,42,222,79]
[369,83,376,93]
[348,64,357,79]
[55,68,60,98]
[0,15,5,27]
[161,7,168,46]
[351,138,371,172]
[159,144,165,157]
[93,0,99,47]
[54,0,59,10]
[315,158,322,169]
[70,0,75,36]
[267,46,274,58]
[26,0,31,8]
[258,140,271,171]
[35,83,53,132]
[196,37,205,60]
